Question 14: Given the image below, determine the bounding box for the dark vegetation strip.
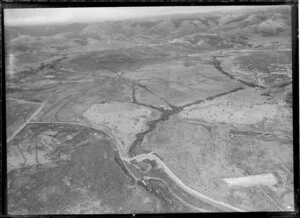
[139,165,230,212]
[273,80,292,89]
[136,83,155,96]
[285,91,292,108]
[131,86,137,104]
[212,56,265,89]
[178,120,212,133]
[133,98,165,112]
[230,129,274,137]
[137,179,183,212]
[130,84,165,112]
[182,87,244,108]
[134,81,177,110]
[114,152,136,184]
[138,177,223,212]
[55,58,248,211]
[129,116,164,157]
[128,86,244,157]
[128,79,178,110]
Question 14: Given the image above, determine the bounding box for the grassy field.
[7,123,166,214]
[124,58,242,106]
[141,84,293,211]
[219,51,292,88]
[6,99,42,139]
[5,6,293,213]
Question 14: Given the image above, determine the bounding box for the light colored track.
[6,84,248,211]
[6,98,42,105]
[25,121,211,212]
[127,153,245,212]
[27,120,245,212]
[7,102,45,143]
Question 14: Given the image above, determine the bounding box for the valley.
[5,6,293,214]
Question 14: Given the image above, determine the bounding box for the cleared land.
[83,102,160,154]
[6,98,43,140]
[124,59,242,106]
[179,88,280,125]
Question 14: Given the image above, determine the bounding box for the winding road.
[6,51,262,212]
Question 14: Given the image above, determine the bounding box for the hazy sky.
[4,6,251,26]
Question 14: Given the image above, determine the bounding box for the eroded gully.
[98,60,252,212]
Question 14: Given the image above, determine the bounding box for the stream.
[92,57,250,212]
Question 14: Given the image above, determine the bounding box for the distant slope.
[6,6,291,40]
[6,23,87,39]
[5,6,291,57]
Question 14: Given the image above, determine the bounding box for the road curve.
[127,153,245,212]
[26,120,245,212]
